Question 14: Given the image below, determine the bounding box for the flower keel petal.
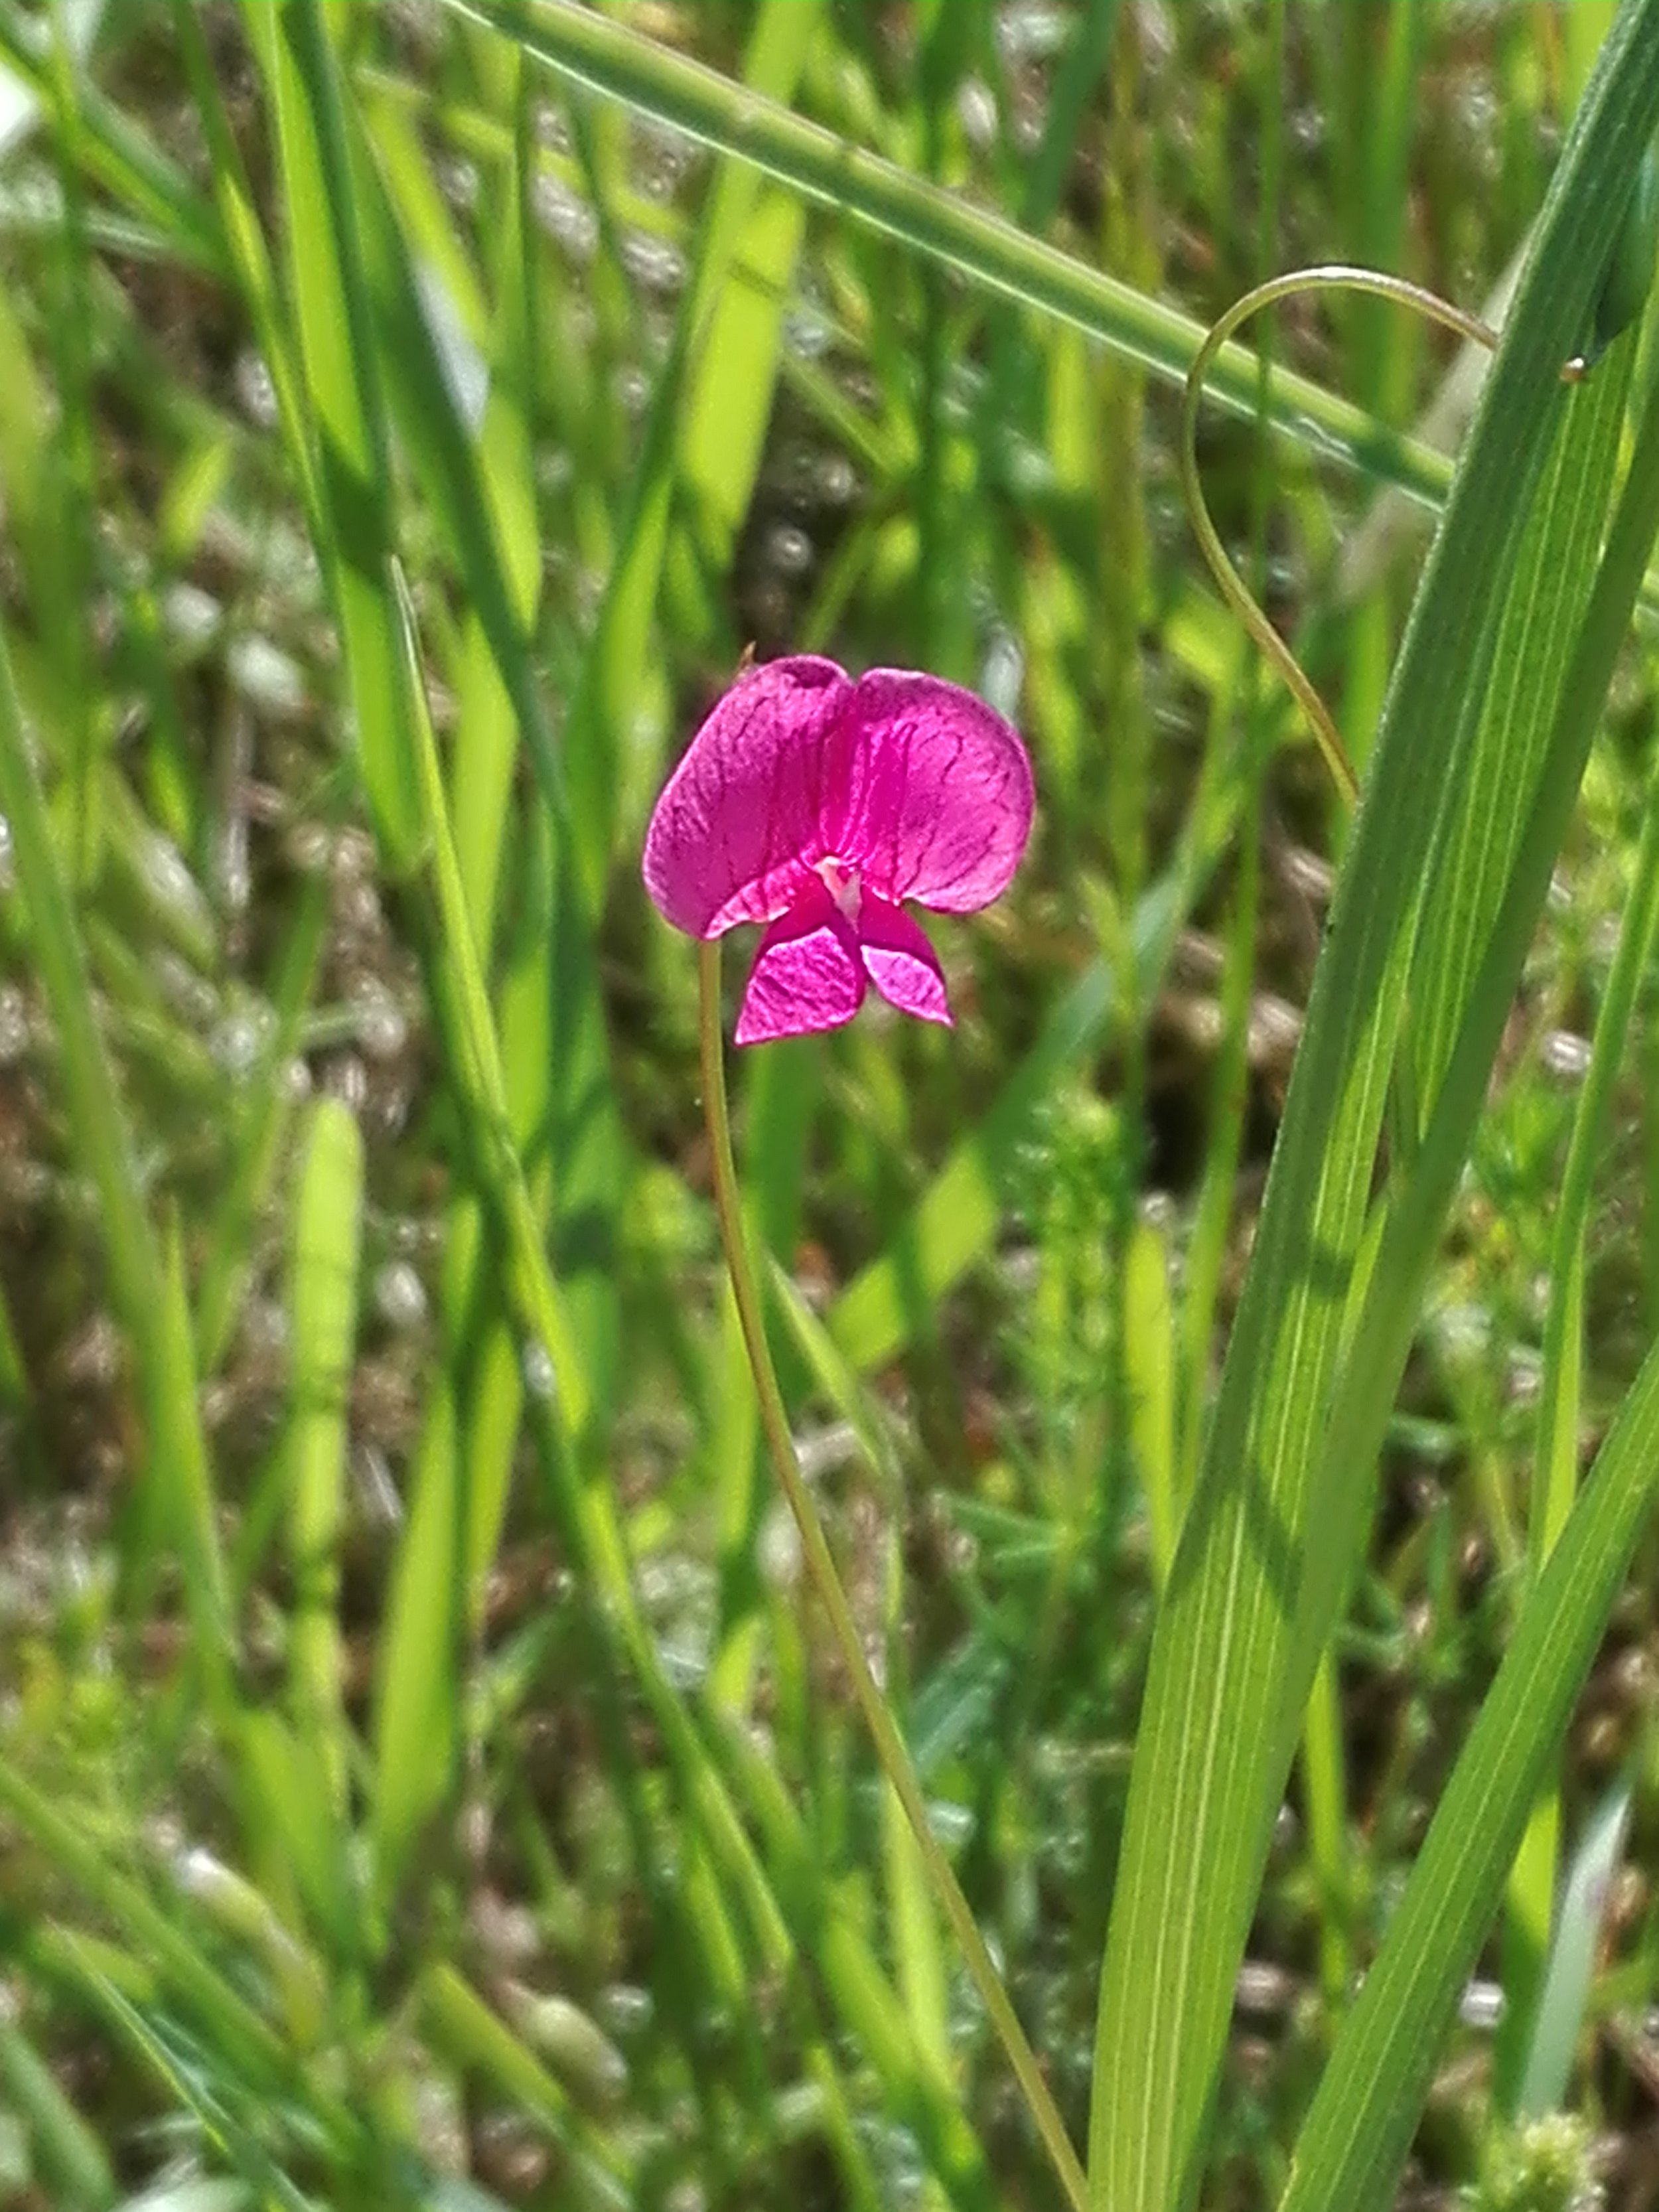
[858,895,952,1027]
[643,655,853,938]
[735,879,866,1045]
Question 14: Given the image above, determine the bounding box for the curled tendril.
[1180,264,1507,808]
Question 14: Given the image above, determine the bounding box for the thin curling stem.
[1181,263,1501,808]
[697,940,1088,2212]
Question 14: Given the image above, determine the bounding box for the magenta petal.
[824,670,1033,915]
[642,655,853,938]
[858,895,952,1027]
[734,879,866,1045]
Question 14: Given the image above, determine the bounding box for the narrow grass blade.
[248,0,423,863]
[328,50,625,1409]
[0,3,222,269]
[714,1721,999,2212]
[0,611,228,1693]
[554,0,822,906]
[155,1218,234,1706]
[60,1956,314,2212]
[285,1098,363,1814]
[1496,757,1659,2099]
[419,1964,629,2205]
[1518,1773,1633,2120]
[194,863,333,1375]
[1087,15,1659,2206]
[1126,1216,1176,1587]
[232,1710,355,1980]
[1278,1339,1659,2212]
[170,0,321,536]
[0,1756,292,2100]
[372,1383,463,1893]
[0,2015,115,2211]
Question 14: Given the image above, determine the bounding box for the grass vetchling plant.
[6,4,1659,2209]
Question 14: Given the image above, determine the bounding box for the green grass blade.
[1518,1773,1632,2118]
[0,609,230,1692]
[0,2,223,271]
[1277,1341,1659,2212]
[1279,285,1659,1858]
[194,862,333,1375]
[248,0,424,865]
[554,0,822,908]
[1086,13,1659,2205]
[372,1383,463,1895]
[170,0,321,537]
[328,48,626,1411]
[1126,1217,1177,1587]
[0,2014,116,2211]
[1404,355,1630,1126]
[452,0,1458,510]
[285,1097,363,1815]
[61,1958,314,2212]
[1494,743,1659,2099]
[155,1218,234,1706]
[0,1756,293,2101]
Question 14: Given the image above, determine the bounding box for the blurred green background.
[0,1,1654,2207]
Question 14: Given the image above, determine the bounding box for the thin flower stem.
[1181,263,1502,808]
[697,940,1088,2212]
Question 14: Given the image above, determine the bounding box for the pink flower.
[644,655,1035,1045]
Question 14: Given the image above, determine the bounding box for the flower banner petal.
[643,655,852,937]
[828,670,1034,914]
[858,895,952,1027]
[734,879,866,1045]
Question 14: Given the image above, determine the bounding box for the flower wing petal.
[829,670,1034,914]
[734,879,866,1045]
[859,895,952,1027]
[642,655,853,937]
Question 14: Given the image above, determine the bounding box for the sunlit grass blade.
[169,0,321,535]
[1404,354,1629,1130]
[285,1097,362,1815]
[194,861,333,1375]
[452,0,1458,510]
[372,1383,463,1895]
[1086,13,1659,2206]
[1277,291,1659,1877]
[244,0,423,864]
[328,37,626,1410]
[1126,1215,1176,1585]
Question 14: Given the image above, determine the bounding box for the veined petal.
[735,878,865,1045]
[827,670,1034,915]
[858,895,952,1027]
[643,655,853,937]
